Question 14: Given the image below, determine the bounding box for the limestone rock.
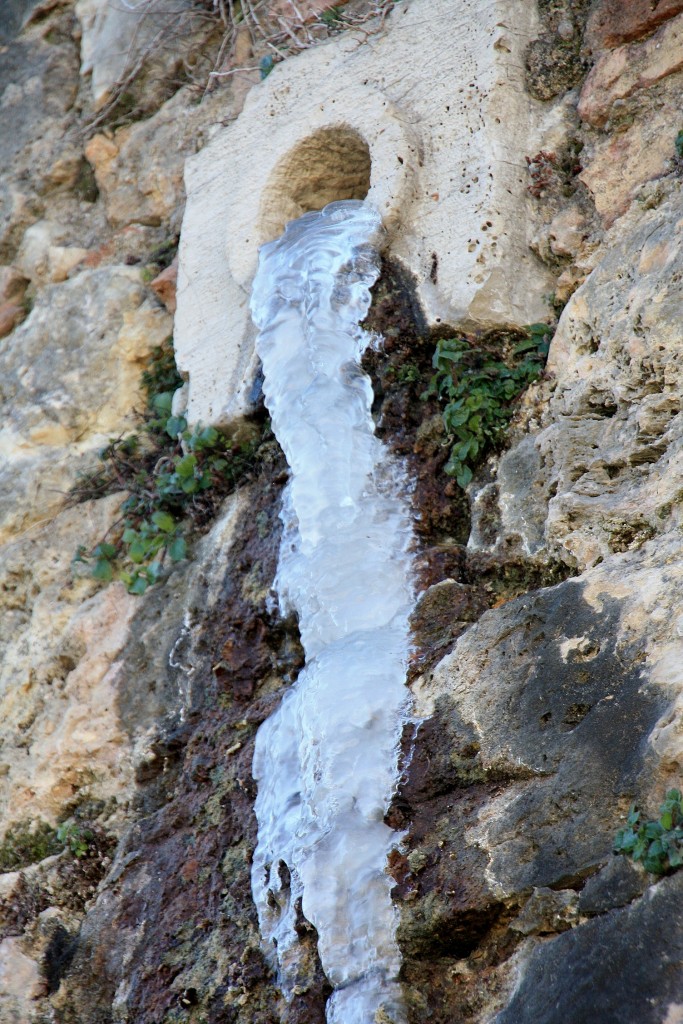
[0,266,29,305]
[0,495,128,830]
[0,266,170,445]
[0,301,25,339]
[16,220,89,285]
[586,0,683,51]
[0,20,79,261]
[472,192,683,571]
[578,14,683,128]
[150,255,178,314]
[75,0,199,112]
[496,873,683,1024]
[0,266,171,540]
[174,0,554,427]
[85,85,238,231]
[0,937,43,1021]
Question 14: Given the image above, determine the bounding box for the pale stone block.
[174,0,554,428]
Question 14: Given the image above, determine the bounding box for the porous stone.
[84,85,236,232]
[16,220,89,285]
[0,266,171,540]
[174,0,554,427]
[0,495,129,831]
[149,255,178,314]
[0,266,29,305]
[0,301,25,339]
[472,192,683,571]
[586,0,683,51]
[578,13,683,128]
[0,18,79,261]
[75,0,200,111]
[496,873,683,1024]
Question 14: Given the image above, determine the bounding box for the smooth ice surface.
[250,201,414,1023]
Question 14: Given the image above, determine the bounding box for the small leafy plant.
[57,821,95,859]
[72,340,270,595]
[614,789,683,875]
[425,323,552,488]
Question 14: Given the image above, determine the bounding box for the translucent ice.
[250,201,414,1023]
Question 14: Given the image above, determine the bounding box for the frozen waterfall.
[250,200,414,1024]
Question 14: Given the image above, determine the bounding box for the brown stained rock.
[150,255,178,314]
[409,579,488,678]
[398,568,675,1023]
[586,0,683,51]
[0,266,29,305]
[0,301,25,338]
[578,13,683,128]
[54,467,319,1024]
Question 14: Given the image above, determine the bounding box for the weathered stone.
[0,301,25,339]
[75,0,201,111]
[577,855,647,915]
[0,19,79,261]
[0,266,167,441]
[174,0,553,427]
[0,266,171,540]
[475,193,683,570]
[0,266,29,305]
[85,84,236,231]
[149,255,178,313]
[525,36,585,101]
[0,0,44,41]
[496,873,683,1024]
[579,14,683,128]
[16,220,89,285]
[508,887,579,936]
[0,936,43,1020]
[586,0,683,51]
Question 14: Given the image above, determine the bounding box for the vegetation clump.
[425,323,552,488]
[73,340,273,595]
[614,789,683,875]
[0,820,62,872]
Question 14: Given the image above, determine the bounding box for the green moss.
[0,820,61,872]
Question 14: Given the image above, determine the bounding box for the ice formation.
[250,200,414,1023]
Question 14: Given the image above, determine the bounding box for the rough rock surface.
[1,1,683,1022]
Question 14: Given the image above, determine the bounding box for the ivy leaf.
[175,454,197,479]
[93,542,117,560]
[127,574,148,595]
[165,415,187,438]
[152,391,174,415]
[92,558,114,582]
[128,538,148,564]
[168,536,187,562]
[151,510,175,534]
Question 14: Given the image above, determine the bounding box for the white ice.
[250,201,414,1024]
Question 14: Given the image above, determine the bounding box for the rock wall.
[0,1,682,1022]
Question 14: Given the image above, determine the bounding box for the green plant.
[260,55,274,80]
[72,340,271,595]
[0,820,61,871]
[675,129,683,160]
[614,789,683,875]
[425,323,552,488]
[320,6,344,27]
[57,821,95,859]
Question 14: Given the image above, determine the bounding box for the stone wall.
[0,1,682,1022]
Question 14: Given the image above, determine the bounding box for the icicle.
[250,200,414,1024]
